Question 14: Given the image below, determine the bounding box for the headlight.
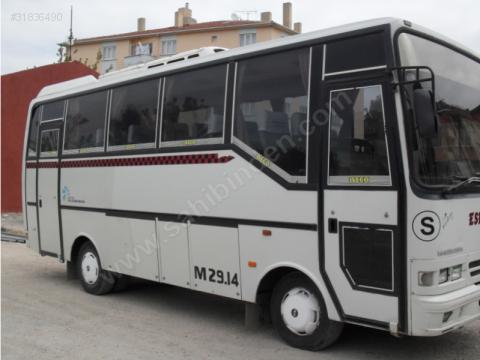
[419,264,464,287]
[439,268,449,284]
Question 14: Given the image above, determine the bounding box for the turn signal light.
[439,268,449,284]
[450,265,462,281]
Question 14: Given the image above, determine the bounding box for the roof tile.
[74,20,272,44]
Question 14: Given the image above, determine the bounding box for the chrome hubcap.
[280,287,320,336]
[81,251,99,285]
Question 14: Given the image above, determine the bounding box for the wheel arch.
[68,232,100,265]
[254,263,340,321]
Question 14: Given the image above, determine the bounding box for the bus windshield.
[398,33,480,190]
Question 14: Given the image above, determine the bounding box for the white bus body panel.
[25,167,39,252]
[25,205,39,252]
[189,224,241,299]
[157,221,190,287]
[37,164,61,255]
[58,149,339,310]
[238,225,339,320]
[408,196,480,335]
[60,151,316,224]
[25,168,36,203]
[62,210,159,281]
[324,190,399,324]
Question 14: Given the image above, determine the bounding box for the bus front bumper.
[411,284,480,336]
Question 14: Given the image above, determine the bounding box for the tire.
[271,272,343,351]
[77,242,116,295]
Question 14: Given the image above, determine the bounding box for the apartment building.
[71,3,301,74]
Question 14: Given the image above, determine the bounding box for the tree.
[56,41,72,63]
[91,49,102,72]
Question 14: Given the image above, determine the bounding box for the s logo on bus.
[413,211,441,242]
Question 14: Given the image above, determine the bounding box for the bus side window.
[64,91,108,153]
[42,100,65,121]
[39,130,59,157]
[233,48,309,178]
[27,106,42,157]
[161,64,227,145]
[324,32,386,75]
[328,85,391,186]
[109,79,159,149]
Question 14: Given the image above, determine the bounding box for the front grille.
[469,260,480,278]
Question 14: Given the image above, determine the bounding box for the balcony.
[123,54,156,67]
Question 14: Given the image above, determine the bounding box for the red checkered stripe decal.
[26,153,234,169]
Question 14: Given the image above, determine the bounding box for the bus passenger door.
[321,79,401,329]
[37,123,63,258]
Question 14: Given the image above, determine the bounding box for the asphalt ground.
[2,242,479,360]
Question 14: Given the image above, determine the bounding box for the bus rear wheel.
[77,242,116,295]
[270,272,343,351]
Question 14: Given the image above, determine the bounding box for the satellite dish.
[231,13,241,21]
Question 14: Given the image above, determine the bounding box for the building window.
[161,64,227,144]
[233,48,310,179]
[131,43,153,56]
[161,37,176,56]
[240,29,256,47]
[102,43,116,60]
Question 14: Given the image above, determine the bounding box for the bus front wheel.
[270,272,343,350]
[77,242,116,295]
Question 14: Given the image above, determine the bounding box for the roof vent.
[146,47,228,69]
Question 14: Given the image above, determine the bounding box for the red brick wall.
[1,62,98,213]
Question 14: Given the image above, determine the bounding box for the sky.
[1,0,479,75]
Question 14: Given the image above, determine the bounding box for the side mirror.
[413,88,438,138]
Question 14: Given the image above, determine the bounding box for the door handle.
[328,218,338,234]
[39,199,43,208]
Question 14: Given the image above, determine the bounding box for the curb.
[1,232,27,243]
[1,227,27,238]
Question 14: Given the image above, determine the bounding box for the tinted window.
[64,91,108,151]
[161,64,227,143]
[325,32,386,74]
[109,79,159,147]
[40,130,59,156]
[328,85,390,185]
[27,106,41,156]
[234,48,309,177]
[42,101,64,121]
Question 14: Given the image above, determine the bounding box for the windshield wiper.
[454,172,480,181]
[444,176,480,194]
